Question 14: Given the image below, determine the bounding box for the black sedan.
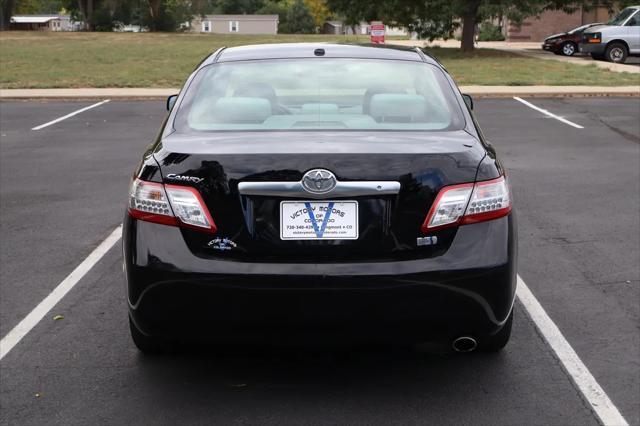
[542,22,602,56]
[123,43,517,354]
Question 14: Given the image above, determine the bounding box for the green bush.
[477,23,505,41]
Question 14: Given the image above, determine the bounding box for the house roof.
[204,14,278,21]
[11,15,69,23]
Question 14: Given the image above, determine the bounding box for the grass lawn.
[1,32,638,89]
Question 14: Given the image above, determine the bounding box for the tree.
[327,0,613,52]
[280,0,314,33]
[1,0,15,30]
[304,0,330,28]
[257,0,290,31]
[214,0,265,14]
[142,0,192,30]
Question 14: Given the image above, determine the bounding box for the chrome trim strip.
[238,180,401,199]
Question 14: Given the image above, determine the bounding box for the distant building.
[322,21,344,34]
[506,6,614,42]
[191,15,278,34]
[9,14,77,31]
[321,20,408,37]
[114,24,146,33]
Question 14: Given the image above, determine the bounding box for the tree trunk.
[460,1,481,53]
[86,0,93,30]
[78,0,94,30]
[0,0,15,31]
[147,0,161,31]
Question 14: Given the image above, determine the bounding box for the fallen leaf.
[53,315,64,321]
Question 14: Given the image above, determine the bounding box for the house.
[191,15,278,34]
[321,20,409,37]
[322,21,343,35]
[506,6,614,42]
[9,14,76,31]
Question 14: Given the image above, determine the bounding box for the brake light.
[587,32,601,43]
[128,178,217,233]
[421,176,511,232]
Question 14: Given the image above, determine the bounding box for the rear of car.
[580,6,640,63]
[123,44,516,353]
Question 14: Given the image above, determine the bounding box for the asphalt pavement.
[0,97,638,425]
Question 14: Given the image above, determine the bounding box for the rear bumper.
[123,214,517,343]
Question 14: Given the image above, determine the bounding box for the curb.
[1,87,639,100]
[0,88,178,100]
[461,86,640,98]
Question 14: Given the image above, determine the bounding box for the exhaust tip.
[452,336,477,352]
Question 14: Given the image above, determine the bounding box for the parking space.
[0,97,638,425]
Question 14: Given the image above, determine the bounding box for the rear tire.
[479,310,513,352]
[560,42,576,56]
[605,42,628,63]
[129,316,164,354]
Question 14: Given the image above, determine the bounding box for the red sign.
[370,22,385,44]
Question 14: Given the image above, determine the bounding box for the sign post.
[370,22,385,44]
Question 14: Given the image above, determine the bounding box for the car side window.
[626,15,639,26]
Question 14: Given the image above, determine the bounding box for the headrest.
[300,103,340,114]
[368,94,427,122]
[233,83,278,105]
[212,97,272,123]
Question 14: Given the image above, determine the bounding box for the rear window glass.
[174,58,465,132]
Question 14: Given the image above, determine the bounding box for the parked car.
[580,5,640,63]
[542,23,603,56]
[123,43,517,354]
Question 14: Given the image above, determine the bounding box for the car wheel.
[478,310,513,352]
[129,316,165,354]
[561,42,576,56]
[605,43,628,63]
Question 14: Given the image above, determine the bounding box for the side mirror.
[166,94,178,111]
[462,93,474,110]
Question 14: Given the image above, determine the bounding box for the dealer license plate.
[280,201,358,240]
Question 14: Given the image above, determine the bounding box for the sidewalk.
[389,39,640,74]
[0,88,178,99]
[1,86,638,99]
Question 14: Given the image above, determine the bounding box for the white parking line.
[31,100,110,131]
[0,226,122,361]
[516,275,628,426]
[513,97,584,129]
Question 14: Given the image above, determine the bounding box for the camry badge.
[301,169,337,194]
[166,173,204,184]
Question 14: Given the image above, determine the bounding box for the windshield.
[174,58,465,132]
[608,8,637,25]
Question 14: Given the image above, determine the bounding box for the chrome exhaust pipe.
[452,336,477,352]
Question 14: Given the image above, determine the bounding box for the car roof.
[198,43,438,69]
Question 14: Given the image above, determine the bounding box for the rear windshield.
[173,58,465,132]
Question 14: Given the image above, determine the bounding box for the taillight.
[421,176,511,232]
[587,32,602,43]
[128,178,217,233]
[165,184,217,233]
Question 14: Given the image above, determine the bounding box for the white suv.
[579,6,640,63]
